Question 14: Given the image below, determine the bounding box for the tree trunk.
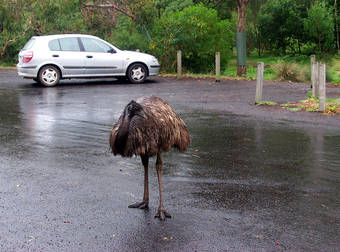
[237,0,248,33]
[236,0,249,76]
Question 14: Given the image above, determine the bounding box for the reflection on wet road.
[0,75,339,251]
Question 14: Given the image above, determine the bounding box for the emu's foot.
[128,201,149,209]
[154,208,171,221]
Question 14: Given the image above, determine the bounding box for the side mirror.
[109,48,116,54]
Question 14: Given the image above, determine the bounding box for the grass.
[279,97,340,114]
[222,65,276,81]
[160,54,311,81]
[170,54,340,85]
[0,61,15,68]
[328,55,340,84]
[256,101,278,106]
[223,55,311,82]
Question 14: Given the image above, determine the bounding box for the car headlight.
[151,57,159,65]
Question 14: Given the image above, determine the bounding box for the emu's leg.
[154,153,171,220]
[128,155,149,209]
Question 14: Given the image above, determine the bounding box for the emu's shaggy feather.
[109,95,190,220]
[109,95,190,157]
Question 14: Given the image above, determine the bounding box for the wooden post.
[312,62,319,98]
[310,55,315,71]
[255,62,264,104]
[319,63,326,112]
[215,52,220,82]
[310,55,315,87]
[177,50,182,79]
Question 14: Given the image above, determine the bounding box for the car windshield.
[23,38,36,50]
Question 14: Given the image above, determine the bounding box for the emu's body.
[109,96,190,220]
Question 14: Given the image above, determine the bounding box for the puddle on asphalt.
[164,112,340,215]
[170,112,340,183]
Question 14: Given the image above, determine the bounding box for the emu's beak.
[137,110,147,119]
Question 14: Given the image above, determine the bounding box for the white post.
[255,62,264,104]
[310,54,315,81]
[177,50,182,79]
[312,62,319,98]
[215,52,220,82]
[319,63,326,112]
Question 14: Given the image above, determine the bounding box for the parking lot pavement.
[0,69,339,251]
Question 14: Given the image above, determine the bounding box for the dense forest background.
[1,0,339,74]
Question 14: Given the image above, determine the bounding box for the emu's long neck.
[115,116,131,153]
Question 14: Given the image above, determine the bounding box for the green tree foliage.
[110,14,150,52]
[0,0,86,62]
[304,1,335,53]
[2,0,340,71]
[0,0,29,61]
[152,4,234,73]
[28,0,86,34]
[155,0,194,17]
[258,0,310,54]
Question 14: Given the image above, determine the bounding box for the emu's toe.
[128,201,149,209]
[155,208,171,221]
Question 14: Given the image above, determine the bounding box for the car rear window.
[49,39,61,51]
[23,38,36,50]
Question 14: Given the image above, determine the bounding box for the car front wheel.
[39,65,60,87]
[127,63,147,84]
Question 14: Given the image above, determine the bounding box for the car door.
[48,37,86,76]
[80,37,124,76]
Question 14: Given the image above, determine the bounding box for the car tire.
[127,63,147,84]
[39,65,60,87]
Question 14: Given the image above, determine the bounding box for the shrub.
[272,61,306,82]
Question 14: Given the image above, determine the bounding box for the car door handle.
[52,54,59,57]
[86,55,93,58]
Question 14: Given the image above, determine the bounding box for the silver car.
[17,34,160,86]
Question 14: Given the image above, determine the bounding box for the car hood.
[120,50,154,60]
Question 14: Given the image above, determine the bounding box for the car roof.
[32,34,99,40]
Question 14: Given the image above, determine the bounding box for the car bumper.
[149,65,160,76]
[17,64,38,78]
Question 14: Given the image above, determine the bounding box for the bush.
[272,61,307,82]
[151,4,234,73]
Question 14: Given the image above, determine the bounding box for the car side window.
[48,39,61,51]
[59,37,81,51]
[81,37,113,53]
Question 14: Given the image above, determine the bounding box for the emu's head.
[124,100,147,119]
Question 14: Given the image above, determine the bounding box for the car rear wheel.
[39,65,60,87]
[127,63,147,84]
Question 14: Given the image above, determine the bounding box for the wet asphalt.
[0,69,339,251]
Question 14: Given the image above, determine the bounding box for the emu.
[109,96,190,220]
